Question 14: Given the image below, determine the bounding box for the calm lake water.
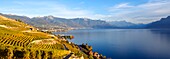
[54,29,170,59]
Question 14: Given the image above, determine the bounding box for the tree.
[15,19,23,22]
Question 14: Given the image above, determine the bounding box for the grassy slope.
[0,15,80,59]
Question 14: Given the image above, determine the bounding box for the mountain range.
[0,13,170,29]
[0,13,117,29]
[108,21,146,29]
[108,21,136,27]
[146,16,170,29]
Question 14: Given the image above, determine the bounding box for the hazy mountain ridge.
[108,21,136,27]
[0,13,116,29]
[147,16,170,28]
[31,16,117,29]
[1,13,170,29]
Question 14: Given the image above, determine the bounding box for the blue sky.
[0,0,170,23]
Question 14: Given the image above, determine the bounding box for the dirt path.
[0,25,8,28]
[30,39,57,44]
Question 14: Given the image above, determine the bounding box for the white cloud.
[110,3,134,10]
[0,1,94,18]
[1,0,170,23]
[149,0,170,3]
[106,0,170,23]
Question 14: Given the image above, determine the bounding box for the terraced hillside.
[0,15,89,59]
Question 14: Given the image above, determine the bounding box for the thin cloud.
[1,0,169,23]
[107,0,170,23]
[1,1,94,18]
[110,3,134,10]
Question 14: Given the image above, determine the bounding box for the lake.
[54,29,170,59]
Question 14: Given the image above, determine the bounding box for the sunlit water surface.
[54,29,170,59]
